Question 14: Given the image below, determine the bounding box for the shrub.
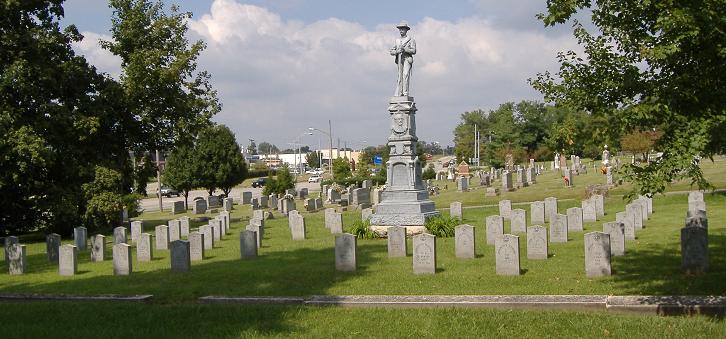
[347,219,377,239]
[424,215,460,237]
[422,164,436,180]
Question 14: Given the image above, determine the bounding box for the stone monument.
[370,21,439,234]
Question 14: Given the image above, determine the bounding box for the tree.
[102,0,219,152]
[306,151,321,169]
[332,157,352,183]
[164,143,196,209]
[621,130,663,163]
[193,125,247,196]
[0,1,131,235]
[422,164,436,180]
[263,164,294,195]
[131,153,156,195]
[248,140,257,155]
[531,0,726,196]
[82,166,138,231]
[257,142,279,154]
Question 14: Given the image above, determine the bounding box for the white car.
[306,169,324,175]
[308,175,322,183]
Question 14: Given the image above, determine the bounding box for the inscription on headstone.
[584,232,611,277]
[455,224,476,259]
[530,201,545,225]
[550,214,568,243]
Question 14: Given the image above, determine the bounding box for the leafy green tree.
[306,151,321,169]
[132,153,156,196]
[263,164,295,195]
[193,125,247,196]
[621,130,663,164]
[531,0,726,196]
[332,157,352,183]
[422,164,436,180]
[82,166,138,231]
[257,142,279,154]
[164,143,196,208]
[102,0,219,152]
[0,1,131,235]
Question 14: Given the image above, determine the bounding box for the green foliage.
[306,151,321,169]
[164,143,196,207]
[82,166,135,230]
[132,153,156,195]
[531,0,726,195]
[102,0,219,152]
[332,157,352,183]
[346,219,377,239]
[424,215,460,237]
[263,164,294,195]
[192,125,247,196]
[257,142,279,154]
[422,164,436,180]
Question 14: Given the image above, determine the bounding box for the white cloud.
[72,31,121,79]
[73,0,580,149]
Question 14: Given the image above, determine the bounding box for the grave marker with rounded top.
[593,194,605,217]
[136,233,153,262]
[7,243,27,275]
[59,245,78,276]
[188,231,204,261]
[454,224,476,259]
[361,207,373,221]
[168,219,181,242]
[566,207,583,232]
[193,199,207,214]
[582,199,597,223]
[246,223,263,248]
[112,243,132,275]
[387,226,407,257]
[486,215,504,245]
[130,220,143,243]
[450,201,463,219]
[603,222,625,256]
[584,232,611,277]
[289,213,306,240]
[73,227,88,251]
[495,234,520,276]
[113,226,127,245]
[90,234,105,262]
[527,225,548,260]
[170,240,191,273]
[240,230,258,259]
[530,201,545,225]
[413,233,436,274]
[46,233,61,263]
[550,214,568,243]
[4,236,19,263]
[616,212,636,240]
[179,217,190,237]
[155,225,169,250]
[510,209,526,234]
[626,204,643,230]
[199,225,214,250]
[544,197,558,222]
[498,200,512,220]
[636,198,648,224]
[335,233,357,272]
[171,200,185,214]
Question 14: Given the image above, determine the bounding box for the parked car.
[308,175,322,183]
[251,178,267,188]
[306,168,324,175]
[157,186,179,197]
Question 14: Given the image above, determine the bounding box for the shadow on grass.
[609,233,726,298]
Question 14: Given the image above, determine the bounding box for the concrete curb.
[0,293,153,302]
[198,296,305,305]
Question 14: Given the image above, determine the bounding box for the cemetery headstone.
[7,244,27,275]
[74,227,88,251]
[155,225,169,250]
[259,195,269,208]
[268,194,278,209]
[171,201,185,214]
[681,226,708,274]
[616,212,636,240]
[328,211,344,234]
[59,244,77,276]
[361,208,373,221]
[170,240,191,273]
[584,232,611,277]
[189,231,204,261]
[450,201,463,219]
[251,198,260,210]
[510,209,526,234]
[335,233,357,272]
[90,234,105,262]
[550,214,568,243]
[193,199,207,214]
[137,233,153,262]
[412,233,436,274]
[387,226,407,257]
[457,176,469,192]
[113,226,127,245]
[46,233,61,263]
[199,225,214,250]
[544,197,558,222]
[603,222,625,256]
[112,243,132,275]
[498,200,512,220]
[530,201,545,225]
[626,203,643,230]
[566,207,584,232]
[242,191,252,204]
[501,171,514,192]
[223,197,234,211]
[240,230,258,259]
[180,216,190,237]
[289,213,306,240]
[593,194,605,217]
[495,234,520,276]
[130,220,143,243]
[455,224,476,259]
[486,215,504,245]
[582,199,597,223]
[527,225,548,260]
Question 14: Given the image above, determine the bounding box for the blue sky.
[63,0,585,150]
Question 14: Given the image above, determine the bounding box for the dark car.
[251,178,267,188]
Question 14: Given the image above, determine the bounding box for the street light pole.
[309,122,334,175]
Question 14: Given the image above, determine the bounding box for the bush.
[422,164,436,180]
[347,219,377,239]
[424,215,460,237]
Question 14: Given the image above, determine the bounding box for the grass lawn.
[0,302,723,338]
[1,157,723,337]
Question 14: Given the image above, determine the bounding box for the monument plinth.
[370,95,439,234]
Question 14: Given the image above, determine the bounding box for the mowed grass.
[0,302,723,338]
[0,156,724,301]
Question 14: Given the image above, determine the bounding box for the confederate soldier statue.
[390,20,416,97]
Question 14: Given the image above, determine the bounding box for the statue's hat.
[396,20,410,30]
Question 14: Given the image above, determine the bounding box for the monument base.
[370,225,427,237]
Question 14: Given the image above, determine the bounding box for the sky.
[63,0,585,151]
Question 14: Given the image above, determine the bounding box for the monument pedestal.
[370,96,439,234]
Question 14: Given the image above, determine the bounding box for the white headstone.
[582,199,597,223]
[527,225,548,260]
[412,233,436,274]
[603,222,625,256]
[387,226,407,257]
[59,244,78,276]
[584,232,611,277]
[90,234,105,262]
[550,214,568,243]
[454,224,476,259]
[112,243,132,275]
[450,201,463,219]
[155,225,169,250]
[495,234,520,276]
[335,233,357,272]
[189,231,204,261]
[530,201,545,225]
[544,197,558,223]
[136,233,153,262]
[485,215,504,245]
[7,243,27,275]
[566,207,583,232]
[616,212,636,240]
[498,200,512,220]
[510,209,527,234]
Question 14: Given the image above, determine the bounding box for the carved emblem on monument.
[392,114,407,135]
